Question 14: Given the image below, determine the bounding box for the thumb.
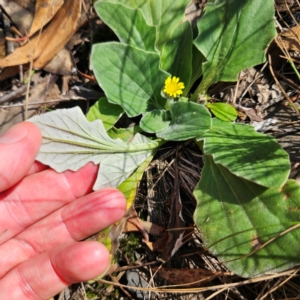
[0,122,41,192]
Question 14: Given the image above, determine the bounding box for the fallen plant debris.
[0,0,80,69]
[0,0,102,134]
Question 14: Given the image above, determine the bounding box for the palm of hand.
[0,122,125,299]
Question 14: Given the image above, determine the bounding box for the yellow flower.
[163,76,185,98]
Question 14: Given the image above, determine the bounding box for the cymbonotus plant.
[30,0,300,278]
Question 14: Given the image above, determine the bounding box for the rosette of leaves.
[29,0,300,278]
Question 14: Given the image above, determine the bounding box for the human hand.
[0,122,126,299]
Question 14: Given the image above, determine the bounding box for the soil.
[0,1,300,299]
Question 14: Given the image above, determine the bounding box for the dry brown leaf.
[280,26,300,52]
[152,267,223,287]
[14,0,33,8]
[0,0,34,35]
[29,0,64,36]
[33,0,81,69]
[144,232,169,252]
[243,107,264,122]
[123,218,164,236]
[124,209,150,242]
[43,47,74,75]
[0,0,81,69]
[106,208,136,256]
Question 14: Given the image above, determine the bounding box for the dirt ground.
[0,1,300,299]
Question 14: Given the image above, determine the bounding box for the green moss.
[117,233,141,263]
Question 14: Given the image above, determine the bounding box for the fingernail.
[0,124,29,144]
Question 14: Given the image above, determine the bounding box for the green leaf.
[94,2,157,53]
[194,155,300,277]
[91,42,169,117]
[96,226,112,253]
[206,102,237,121]
[107,0,189,53]
[86,97,123,131]
[200,118,290,188]
[147,0,190,53]
[186,45,205,92]
[93,0,153,23]
[118,154,154,210]
[193,0,276,93]
[140,109,171,133]
[107,126,143,142]
[157,102,211,141]
[29,107,164,190]
[160,21,193,91]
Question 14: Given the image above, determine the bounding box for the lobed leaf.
[194,155,300,277]
[94,133,155,190]
[29,107,161,190]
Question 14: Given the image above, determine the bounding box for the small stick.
[274,69,300,92]
[0,85,27,104]
[2,12,14,54]
[268,54,299,114]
